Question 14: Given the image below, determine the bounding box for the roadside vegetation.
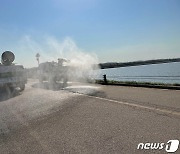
[95,79,180,86]
[92,79,180,90]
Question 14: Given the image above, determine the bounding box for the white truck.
[0,51,27,92]
[38,58,68,87]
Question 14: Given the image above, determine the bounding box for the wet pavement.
[0,79,180,154]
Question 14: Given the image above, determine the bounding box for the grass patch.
[93,79,180,87]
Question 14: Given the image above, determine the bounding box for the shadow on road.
[0,88,20,102]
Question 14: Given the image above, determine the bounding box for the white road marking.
[77,93,180,117]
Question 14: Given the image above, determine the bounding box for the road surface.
[0,79,180,154]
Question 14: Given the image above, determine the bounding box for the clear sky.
[0,0,180,67]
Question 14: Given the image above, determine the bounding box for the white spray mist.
[19,36,100,83]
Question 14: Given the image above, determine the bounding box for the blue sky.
[0,0,180,67]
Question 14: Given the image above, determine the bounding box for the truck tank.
[0,51,27,92]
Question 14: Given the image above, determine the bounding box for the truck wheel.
[49,77,56,84]
[63,77,68,87]
[5,85,11,96]
[19,84,25,91]
[39,77,43,83]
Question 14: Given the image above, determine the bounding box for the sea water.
[95,62,180,84]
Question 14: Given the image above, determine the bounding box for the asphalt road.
[0,79,180,154]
